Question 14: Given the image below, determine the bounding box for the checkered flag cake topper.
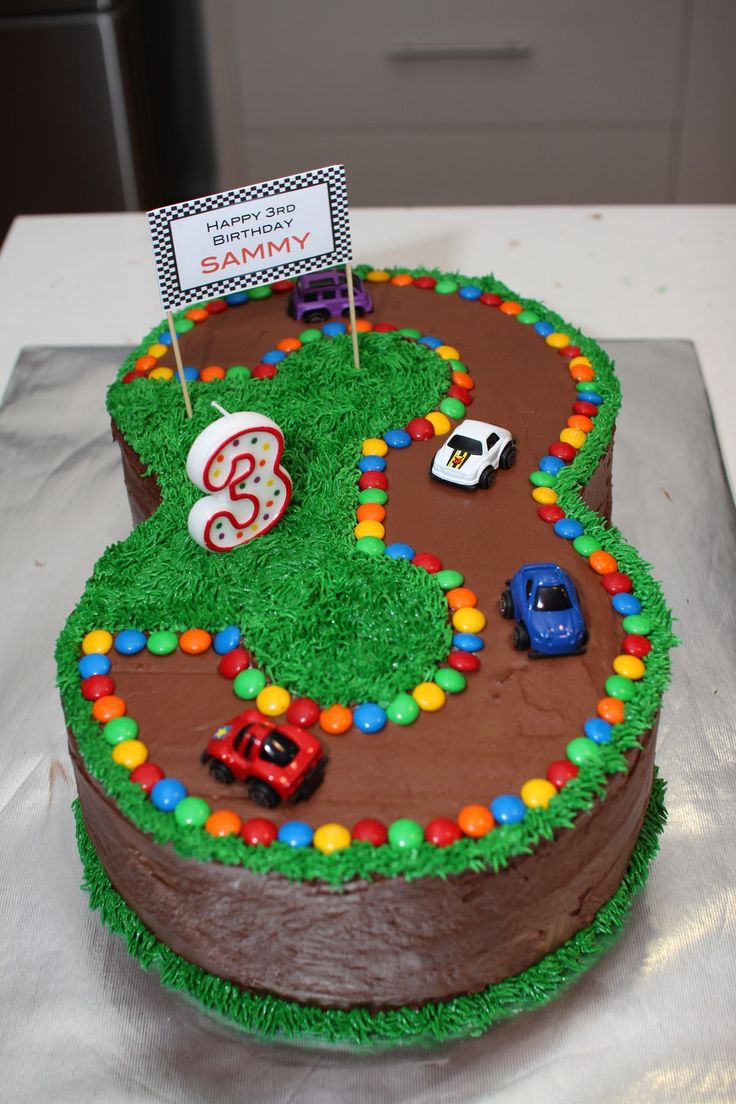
[148,165,352,312]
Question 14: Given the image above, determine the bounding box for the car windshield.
[259,732,299,767]
[447,434,482,455]
[533,584,572,612]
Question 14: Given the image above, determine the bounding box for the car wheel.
[210,761,235,785]
[479,466,496,489]
[581,628,589,646]
[513,622,530,651]
[499,589,514,619]
[303,309,329,324]
[247,780,281,808]
[500,443,517,470]
[342,306,365,318]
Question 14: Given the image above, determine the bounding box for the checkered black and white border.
[147,165,352,312]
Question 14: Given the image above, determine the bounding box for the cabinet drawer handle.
[387,41,532,62]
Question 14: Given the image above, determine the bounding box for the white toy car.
[430,418,516,489]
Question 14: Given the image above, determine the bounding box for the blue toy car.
[499,563,588,656]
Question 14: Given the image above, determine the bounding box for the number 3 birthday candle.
[186,403,292,551]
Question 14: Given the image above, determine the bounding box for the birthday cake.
[57,266,672,1045]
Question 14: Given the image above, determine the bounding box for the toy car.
[499,563,588,656]
[287,267,374,323]
[430,418,516,489]
[201,709,327,808]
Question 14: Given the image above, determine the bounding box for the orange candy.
[457,804,494,837]
[135,355,157,373]
[185,307,209,323]
[569,362,595,383]
[319,704,352,735]
[451,370,474,390]
[390,273,413,286]
[205,809,242,837]
[356,503,386,523]
[277,337,302,353]
[200,365,226,382]
[589,550,618,575]
[179,628,212,654]
[567,414,594,433]
[597,696,625,724]
[446,586,478,611]
[92,695,126,723]
[347,318,372,333]
[499,300,523,316]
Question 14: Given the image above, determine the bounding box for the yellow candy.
[112,739,148,770]
[313,823,352,854]
[435,344,460,360]
[559,427,586,450]
[545,332,570,348]
[362,437,389,457]
[412,681,446,712]
[365,269,390,283]
[425,410,451,435]
[452,607,486,634]
[149,366,174,381]
[147,343,168,358]
[613,655,646,680]
[521,778,557,809]
[354,520,385,540]
[532,487,558,505]
[569,355,592,369]
[256,684,291,716]
[82,629,113,655]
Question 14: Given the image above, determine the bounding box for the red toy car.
[201,709,327,808]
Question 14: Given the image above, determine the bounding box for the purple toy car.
[287,267,374,324]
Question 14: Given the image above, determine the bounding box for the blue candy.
[612,592,642,616]
[384,428,411,449]
[491,794,526,825]
[278,821,314,848]
[225,291,249,306]
[459,285,482,300]
[322,321,346,337]
[114,629,147,655]
[539,455,566,476]
[385,542,415,560]
[577,390,603,405]
[151,778,187,812]
[452,633,485,652]
[78,653,111,679]
[534,320,555,337]
[418,335,442,349]
[358,455,386,473]
[584,717,613,744]
[158,330,173,346]
[353,702,387,734]
[261,349,286,364]
[213,625,241,655]
[554,517,585,540]
[183,365,199,381]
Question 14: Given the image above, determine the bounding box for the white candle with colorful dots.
[186,404,291,551]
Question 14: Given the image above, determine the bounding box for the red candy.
[287,697,321,727]
[373,322,398,333]
[447,385,472,406]
[122,371,138,384]
[425,817,463,847]
[205,298,227,314]
[359,471,388,491]
[81,674,115,701]
[406,417,435,441]
[548,441,576,462]
[217,647,251,679]
[130,762,165,793]
[271,279,294,292]
[447,650,481,673]
[251,363,278,380]
[623,634,652,659]
[573,401,598,418]
[413,276,436,290]
[546,759,579,790]
[479,292,502,307]
[601,571,633,595]
[241,818,277,846]
[537,504,565,523]
[411,552,443,574]
[352,818,388,846]
[558,345,581,358]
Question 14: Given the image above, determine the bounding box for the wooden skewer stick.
[345,263,361,372]
[166,310,193,419]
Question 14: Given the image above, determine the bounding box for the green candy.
[174,796,211,829]
[434,668,466,694]
[299,328,323,343]
[248,285,272,300]
[388,818,424,849]
[566,737,602,766]
[436,568,464,591]
[439,396,466,420]
[434,278,458,295]
[622,614,652,636]
[355,536,385,556]
[447,359,467,374]
[386,692,420,726]
[573,535,602,557]
[516,310,539,325]
[398,328,422,340]
[576,380,597,392]
[233,668,266,700]
[174,318,194,334]
[358,488,388,506]
[529,470,556,488]
[605,675,636,701]
[146,630,178,655]
[103,716,138,746]
[226,365,250,380]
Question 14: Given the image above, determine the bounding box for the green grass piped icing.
[74,770,666,1045]
[57,265,676,884]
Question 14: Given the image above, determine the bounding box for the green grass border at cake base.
[58,263,676,886]
[74,769,666,1047]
